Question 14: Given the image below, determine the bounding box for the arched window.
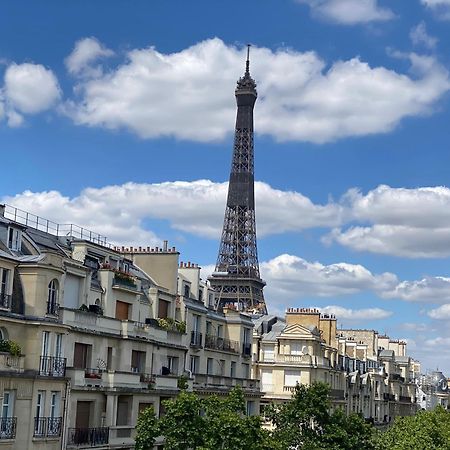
[47,279,59,315]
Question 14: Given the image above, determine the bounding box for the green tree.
[134,405,159,450]
[159,391,205,450]
[375,406,450,450]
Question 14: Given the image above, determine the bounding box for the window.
[206,321,212,336]
[0,268,9,296]
[290,343,303,355]
[73,343,90,369]
[217,324,223,338]
[107,347,113,370]
[7,228,21,251]
[1,391,14,418]
[198,288,203,301]
[243,328,251,344]
[246,401,255,416]
[158,299,169,319]
[55,334,63,358]
[219,360,225,376]
[167,356,179,375]
[183,284,190,298]
[47,280,59,315]
[189,356,199,374]
[193,315,201,333]
[230,361,236,378]
[34,391,46,436]
[41,331,50,357]
[242,363,250,379]
[207,358,214,375]
[115,301,130,320]
[284,370,301,387]
[50,392,60,418]
[263,346,274,362]
[208,293,214,308]
[261,369,273,392]
[131,350,146,373]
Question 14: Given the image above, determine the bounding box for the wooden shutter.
[115,301,130,320]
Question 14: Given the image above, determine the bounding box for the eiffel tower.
[208,46,267,315]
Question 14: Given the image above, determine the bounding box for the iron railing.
[33,417,62,438]
[39,356,66,377]
[0,417,16,439]
[242,342,252,357]
[190,331,203,348]
[67,427,109,446]
[0,293,11,310]
[204,335,240,353]
[46,301,60,316]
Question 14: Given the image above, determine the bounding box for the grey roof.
[379,349,395,358]
[261,321,286,341]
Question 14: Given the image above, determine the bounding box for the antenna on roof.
[246,44,251,74]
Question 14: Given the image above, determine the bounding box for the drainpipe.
[61,380,71,450]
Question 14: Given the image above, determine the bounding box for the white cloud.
[314,305,392,320]
[428,304,450,319]
[297,0,394,24]
[382,277,450,303]
[422,0,450,19]
[1,180,342,245]
[65,37,114,77]
[326,185,450,258]
[64,38,450,143]
[260,253,397,300]
[4,63,61,114]
[410,22,438,49]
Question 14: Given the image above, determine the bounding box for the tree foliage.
[375,406,450,450]
[134,405,159,450]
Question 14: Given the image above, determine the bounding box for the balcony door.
[115,301,130,320]
[75,401,91,429]
[74,343,90,369]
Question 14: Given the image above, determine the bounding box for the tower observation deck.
[208,46,267,315]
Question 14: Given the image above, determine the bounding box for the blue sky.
[2,0,450,372]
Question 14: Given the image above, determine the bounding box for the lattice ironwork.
[209,47,267,315]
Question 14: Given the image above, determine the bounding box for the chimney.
[163,240,168,251]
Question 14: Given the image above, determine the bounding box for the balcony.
[0,353,24,373]
[283,385,297,393]
[0,293,11,310]
[67,427,109,447]
[242,342,252,357]
[39,356,66,377]
[329,389,345,400]
[194,374,260,392]
[33,417,62,438]
[204,335,239,353]
[112,275,137,291]
[190,331,203,348]
[46,301,59,316]
[383,393,396,401]
[0,417,16,439]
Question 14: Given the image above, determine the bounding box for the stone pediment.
[280,323,321,339]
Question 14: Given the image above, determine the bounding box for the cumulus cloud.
[314,305,392,320]
[421,0,450,19]
[63,38,450,143]
[4,63,61,114]
[410,22,438,49]
[382,276,450,303]
[325,185,450,258]
[65,37,114,77]
[428,304,450,319]
[296,0,394,25]
[1,180,342,245]
[260,253,397,300]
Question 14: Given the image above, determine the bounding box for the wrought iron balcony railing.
[0,417,17,439]
[46,301,60,316]
[0,293,11,310]
[39,356,66,377]
[33,417,62,438]
[190,331,203,348]
[204,335,240,353]
[242,342,252,357]
[67,427,109,446]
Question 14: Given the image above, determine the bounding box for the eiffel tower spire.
[209,46,267,315]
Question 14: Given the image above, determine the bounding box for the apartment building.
[253,308,420,424]
[0,204,261,449]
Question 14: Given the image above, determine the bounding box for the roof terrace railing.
[3,204,112,248]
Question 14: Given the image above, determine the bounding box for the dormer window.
[183,284,190,298]
[7,228,22,251]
